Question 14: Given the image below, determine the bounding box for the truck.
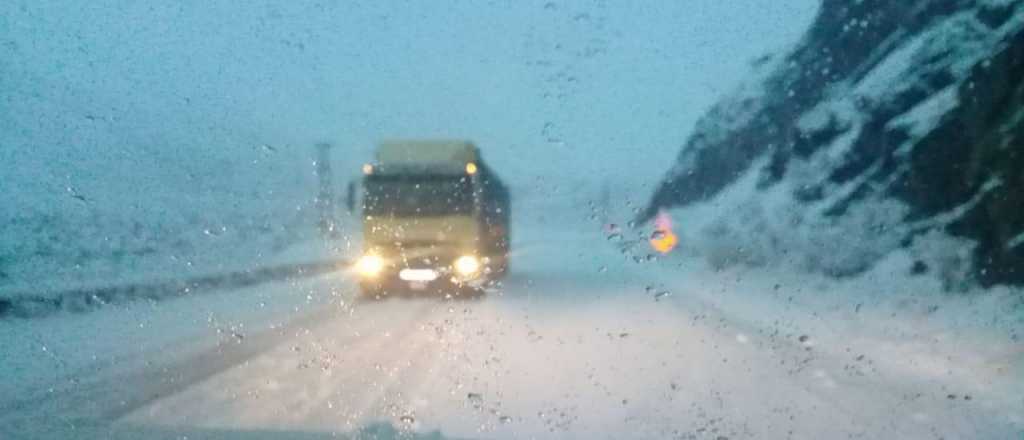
[352,140,510,298]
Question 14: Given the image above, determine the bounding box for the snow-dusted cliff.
[644,0,1024,288]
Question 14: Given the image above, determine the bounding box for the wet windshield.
[364,176,474,217]
[2,1,1023,439]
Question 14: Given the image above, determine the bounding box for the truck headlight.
[356,255,384,277]
[454,255,480,276]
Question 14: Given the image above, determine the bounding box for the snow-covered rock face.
[644,0,1024,287]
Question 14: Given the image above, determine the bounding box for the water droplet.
[399,414,415,424]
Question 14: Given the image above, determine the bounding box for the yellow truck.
[353,140,510,298]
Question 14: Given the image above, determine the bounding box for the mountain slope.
[644,0,1024,287]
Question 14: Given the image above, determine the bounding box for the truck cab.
[354,140,510,298]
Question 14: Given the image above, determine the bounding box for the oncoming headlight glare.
[356,255,384,277]
[454,255,480,276]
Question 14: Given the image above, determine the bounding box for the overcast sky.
[2,0,819,213]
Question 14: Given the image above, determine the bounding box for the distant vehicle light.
[356,254,384,277]
[650,210,679,254]
[362,163,374,175]
[454,255,480,276]
[465,162,478,175]
[650,230,678,254]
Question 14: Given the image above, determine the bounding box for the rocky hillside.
[643,0,1024,287]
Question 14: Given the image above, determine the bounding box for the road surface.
[2,211,1021,440]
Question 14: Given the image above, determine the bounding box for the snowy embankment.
[0,159,332,296]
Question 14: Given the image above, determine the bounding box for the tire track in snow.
[356,305,459,429]
[117,300,439,430]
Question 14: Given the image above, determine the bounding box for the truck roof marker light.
[362,163,374,175]
[465,162,478,175]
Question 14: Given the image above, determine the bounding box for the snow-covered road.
[116,279,1021,438]
[4,204,1019,439]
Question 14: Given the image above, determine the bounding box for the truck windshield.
[363,175,474,217]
